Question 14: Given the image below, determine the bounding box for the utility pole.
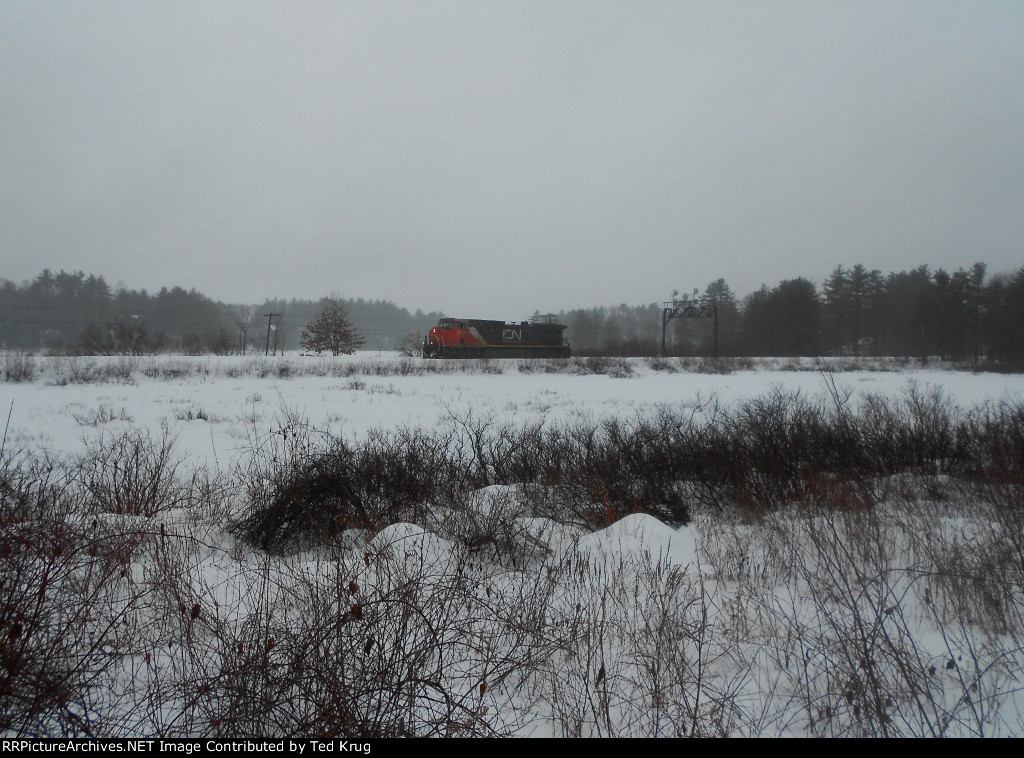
[264,313,281,356]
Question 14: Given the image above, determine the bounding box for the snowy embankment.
[1,353,1022,737]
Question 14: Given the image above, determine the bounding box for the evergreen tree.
[823,265,850,355]
[847,264,881,356]
[740,286,775,355]
[1006,266,1024,362]
[702,278,740,355]
[300,299,365,355]
[878,266,932,359]
[964,262,986,363]
[740,278,821,356]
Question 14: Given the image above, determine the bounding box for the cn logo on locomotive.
[502,329,523,342]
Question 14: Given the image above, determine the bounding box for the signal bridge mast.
[661,289,718,358]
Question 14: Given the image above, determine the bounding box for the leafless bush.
[0,451,155,736]
[515,358,573,373]
[751,502,1024,737]
[643,356,678,372]
[51,356,101,385]
[3,352,36,383]
[235,421,452,551]
[72,404,134,427]
[572,356,633,377]
[44,356,138,385]
[142,359,199,380]
[693,358,734,374]
[238,385,1024,555]
[526,549,755,737]
[150,529,555,737]
[429,486,544,570]
[105,357,138,383]
[78,425,190,518]
[173,406,217,423]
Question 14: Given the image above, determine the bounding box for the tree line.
[0,270,440,355]
[2,262,1023,364]
[561,262,1024,364]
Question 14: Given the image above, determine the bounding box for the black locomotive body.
[422,318,570,358]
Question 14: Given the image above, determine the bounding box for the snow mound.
[369,522,457,581]
[577,513,697,567]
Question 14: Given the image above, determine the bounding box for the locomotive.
[422,318,570,358]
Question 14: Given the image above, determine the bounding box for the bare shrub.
[156,532,550,737]
[643,356,677,372]
[55,357,100,385]
[0,451,155,736]
[576,356,633,377]
[529,550,753,737]
[142,359,195,380]
[78,425,190,517]
[235,422,448,551]
[180,334,204,356]
[72,404,134,427]
[755,502,1023,737]
[102,357,138,383]
[693,357,733,374]
[3,352,36,383]
[237,384,1024,554]
[899,483,1024,637]
[173,406,217,423]
[431,486,542,569]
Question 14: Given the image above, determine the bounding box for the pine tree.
[823,265,850,355]
[702,278,740,354]
[300,298,365,355]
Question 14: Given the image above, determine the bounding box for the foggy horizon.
[3,1,1022,318]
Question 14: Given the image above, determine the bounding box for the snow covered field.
[1,353,1022,737]
[4,352,1021,467]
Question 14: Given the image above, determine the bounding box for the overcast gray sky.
[2,1,1022,318]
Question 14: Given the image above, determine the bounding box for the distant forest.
[2,261,1024,363]
[0,271,441,356]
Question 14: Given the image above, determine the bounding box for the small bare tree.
[300,298,364,356]
[234,306,258,355]
[397,330,424,357]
